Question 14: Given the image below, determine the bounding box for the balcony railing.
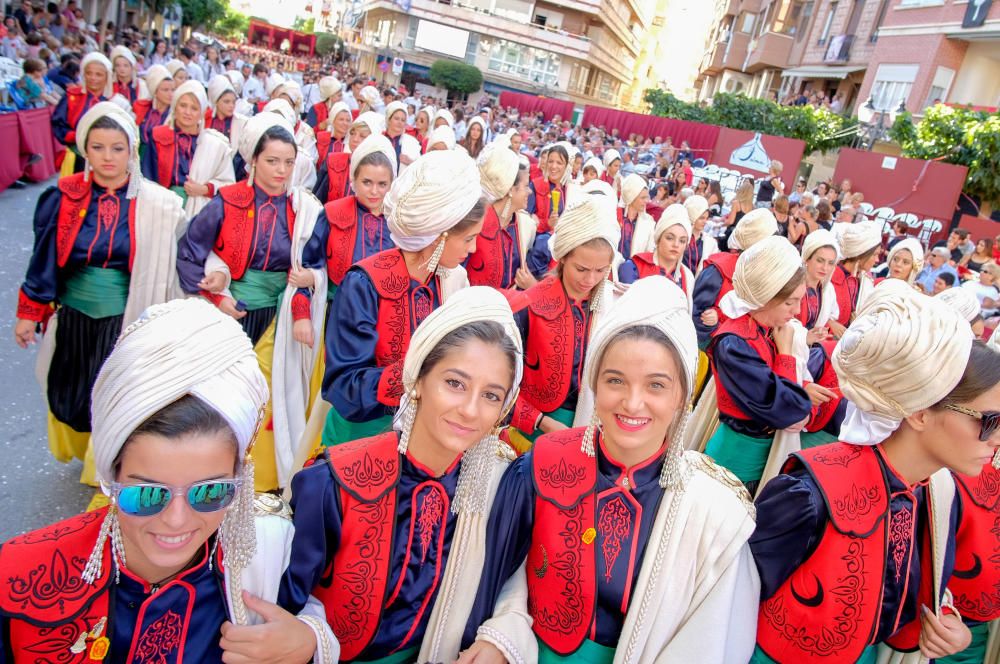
[823,33,854,63]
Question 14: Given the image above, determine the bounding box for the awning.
[781,65,866,80]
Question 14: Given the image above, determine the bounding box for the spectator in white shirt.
[179,46,205,83]
[242,63,268,103]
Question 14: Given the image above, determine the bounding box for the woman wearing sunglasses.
[0,299,337,663]
[751,279,1000,664]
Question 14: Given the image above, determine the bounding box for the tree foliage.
[644,89,855,155]
[429,60,483,94]
[890,104,1000,205]
[214,7,249,40]
[177,0,226,30]
[315,32,342,57]
[292,17,316,33]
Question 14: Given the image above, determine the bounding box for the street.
[0,179,92,541]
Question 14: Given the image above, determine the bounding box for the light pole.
[855,97,907,151]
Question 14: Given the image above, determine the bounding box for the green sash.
[751,644,876,664]
[800,430,838,450]
[704,423,772,484]
[60,266,129,319]
[327,281,338,301]
[230,269,287,312]
[170,185,188,206]
[322,404,393,447]
[938,622,990,664]
[538,639,615,664]
[355,646,418,664]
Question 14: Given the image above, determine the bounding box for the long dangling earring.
[581,411,601,457]
[659,405,691,489]
[425,233,448,275]
[82,502,114,585]
[82,159,91,183]
[500,195,512,223]
[397,390,418,454]
[247,162,256,188]
[992,447,1000,471]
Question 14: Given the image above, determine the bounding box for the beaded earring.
[580,411,601,457]
[82,500,126,585]
[425,233,449,275]
[993,447,1000,471]
[397,389,419,454]
[659,405,692,490]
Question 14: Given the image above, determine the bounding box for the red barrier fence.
[498,92,574,122]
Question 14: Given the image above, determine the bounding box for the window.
[568,62,590,94]
[819,1,837,44]
[870,63,918,110]
[923,66,954,109]
[487,39,560,87]
[740,12,756,33]
[796,1,814,41]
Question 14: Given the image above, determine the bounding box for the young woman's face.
[753,282,807,328]
[595,337,684,463]
[353,163,392,212]
[415,112,428,133]
[113,56,132,82]
[216,91,236,118]
[889,249,914,281]
[252,139,296,193]
[692,211,708,233]
[656,225,688,266]
[606,159,620,178]
[155,41,166,54]
[173,93,201,133]
[85,127,129,183]
[978,240,987,253]
[561,243,613,301]
[805,246,837,284]
[172,68,188,84]
[582,168,597,183]
[469,123,482,142]
[410,339,512,462]
[348,124,371,151]
[508,171,529,214]
[333,110,350,137]
[629,187,650,213]
[921,382,1000,477]
[115,430,237,584]
[860,247,881,272]
[547,153,567,183]
[83,61,107,94]
[437,216,485,269]
[387,110,405,136]
[154,78,174,107]
[509,133,521,151]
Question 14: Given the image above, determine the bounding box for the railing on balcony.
[823,34,854,63]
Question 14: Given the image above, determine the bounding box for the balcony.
[725,0,739,16]
[586,25,636,81]
[745,30,793,72]
[701,43,725,75]
[738,0,762,13]
[723,31,750,71]
[823,34,855,64]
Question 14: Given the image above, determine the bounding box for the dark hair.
[847,244,881,267]
[955,229,969,240]
[816,200,832,222]
[180,46,194,60]
[979,237,995,254]
[449,196,489,234]
[252,125,297,160]
[934,341,1000,409]
[22,57,44,75]
[253,63,268,76]
[353,151,394,178]
[547,145,569,165]
[938,272,957,288]
[85,115,129,148]
[113,395,238,477]
[416,320,518,390]
[771,265,807,302]
[514,163,529,185]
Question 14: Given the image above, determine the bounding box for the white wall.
[949,42,1000,108]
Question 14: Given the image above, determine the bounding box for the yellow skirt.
[252,320,279,493]
[48,412,101,487]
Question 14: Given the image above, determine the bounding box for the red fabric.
[498,91,574,122]
[581,105,720,157]
[951,464,1000,622]
[0,112,21,191]
[17,108,57,182]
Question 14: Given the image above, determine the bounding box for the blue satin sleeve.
[807,344,826,380]
[298,209,329,301]
[618,259,639,284]
[526,180,539,216]
[713,335,813,431]
[322,268,390,421]
[526,232,552,280]
[20,186,62,304]
[140,132,158,182]
[461,454,535,648]
[176,195,224,294]
[749,469,825,600]
[692,264,723,348]
[277,459,342,614]
[313,160,329,202]
[305,106,319,127]
[51,93,71,145]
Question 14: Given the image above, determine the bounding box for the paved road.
[0,178,92,541]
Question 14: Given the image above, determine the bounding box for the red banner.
[498,92,574,123]
[581,105,720,156]
[710,128,805,186]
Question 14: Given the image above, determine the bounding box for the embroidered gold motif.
[254,493,293,520]
[533,545,548,578]
[88,636,110,660]
[582,527,597,545]
[689,452,756,519]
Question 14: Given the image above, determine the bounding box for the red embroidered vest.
[356,248,422,369]
[315,130,332,168]
[951,464,1000,622]
[325,151,350,203]
[532,176,554,233]
[215,182,295,281]
[0,508,113,661]
[526,428,598,654]
[830,265,857,327]
[629,253,688,292]
[757,444,894,663]
[517,276,575,414]
[466,206,511,289]
[133,98,152,126]
[151,124,177,188]
[702,252,738,323]
[311,101,329,128]
[324,196,360,286]
[709,315,779,422]
[315,432,400,661]
[63,85,98,145]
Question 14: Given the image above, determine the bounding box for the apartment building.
[347,0,652,107]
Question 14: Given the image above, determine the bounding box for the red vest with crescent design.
[314,432,400,661]
[703,251,738,326]
[951,464,1000,622]
[709,315,788,423]
[532,176,554,234]
[324,196,359,286]
[526,428,598,654]
[518,276,575,414]
[466,206,516,289]
[830,265,857,327]
[324,151,351,203]
[216,182,295,281]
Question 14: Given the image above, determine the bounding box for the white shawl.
[697,232,719,274]
[398,133,422,175]
[815,279,840,329]
[186,128,235,218]
[515,211,536,266]
[631,210,655,257]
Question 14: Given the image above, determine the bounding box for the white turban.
[427,125,456,151]
[207,74,236,108]
[358,85,381,107]
[834,279,974,445]
[167,80,209,130]
[279,80,304,113]
[434,108,455,128]
[385,100,407,123]
[109,45,137,86]
[467,116,487,140]
[81,52,114,98]
[262,97,298,127]
[416,105,436,128]
[349,133,397,181]
[319,75,342,101]
[385,149,483,251]
[840,219,883,259]
[684,195,709,224]
[603,149,621,168]
[801,229,841,284]
[654,204,691,245]
[327,101,351,129]
[352,111,385,139]
[165,58,185,78]
[238,112,295,167]
[583,156,604,177]
[91,298,269,485]
[721,236,802,319]
[937,287,981,322]
[477,139,520,203]
[551,197,621,262]
[143,64,172,98]
[265,72,286,97]
[887,237,925,283]
[620,173,647,207]
[729,207,778,252]
[76,101,142,199]
[225,69,245,95]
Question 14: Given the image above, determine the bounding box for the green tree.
[214,7,249,40]
[429,60,483,95]
[292,17,316,33]
[315,32,343,57]
[177,0,226,30]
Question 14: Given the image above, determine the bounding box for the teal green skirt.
[704,423,773,484]
[800,429,838,449]
[751,644,876,664]
[938,622,990,664]
[321,404,393,447]
[355,646,418,664]
[61,266,129,319]
[539,639,615,664]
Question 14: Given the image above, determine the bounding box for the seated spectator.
[963,261,1000,318]
[934,229,970,264]
[789,176,807,204]
[916,247,959,294]
[886,219,910,251]
[960,237,994,272]
[933,271,956,295]
[16,57,59,107]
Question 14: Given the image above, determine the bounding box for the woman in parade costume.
[461,116,487,159]
[1,298,337,663]
[463,276,760,664]
[53,52,112,175]
[506,197,620,452]
[248,287,533,663]
[313,100,350,169]
[176,112,328,492]
[466,139,534,291]
[602,148,622,195]
[617,173,655,259]
[132,64,172,149]
[796,229,840,345]
[881,236,924,285]
[165,59,187,84]
[692,208,778,348]
[682,194,716,275]
[225,70,256,117]
[314,111,385,203]
[14,102,186,482]
[261,97,318,191]
[751,279,996,664]
[108,45,148,104]
[829,219,882,338]
[618,204,695,305]
[426,124,456,152]
[205,74,243,145]
[320,149,483,447]
[384,99,422,171]
[409,104,435,151]
[433,108,455,131]
[526,143,569,234]
[141,80,235,214]
[705,237,844,493]
[305,75,343,129]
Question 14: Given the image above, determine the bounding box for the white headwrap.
[327,101,351,130]
[654,204,692,245]
[937,287,982,322]
[143,64,172,98]
[834,279,974,445]
[583,156,604,177]
[477,139,520,203]
[434,108,455,128]
[207,74,236,108]
[167,80,209,130]
[265,72,286,97]
[887,237,925,283]
[684,195,709,224]
[262,98,298,127]
[620,173,647,207]
[81,52,114,98]
[165,58,185,78]
[603,149,621,169]
[358,85,380,108]
[279,80,304,113]
[385,149,482,252]
[729,207,778,252]
[551,197,621,262]
[385,100,407,124]
[720,236,802,319]
[225,69,245,95]
[801,229,841,284]
[352,111,385,141]
[238,112,296,185]
[318,75,342,101]
[76,101,142,199]
[840,220,883,259]
[109,45,137,87]
[416,105,436,131]
[427,125,456,151]
[466,116,487,141]
[349,133,398,181]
